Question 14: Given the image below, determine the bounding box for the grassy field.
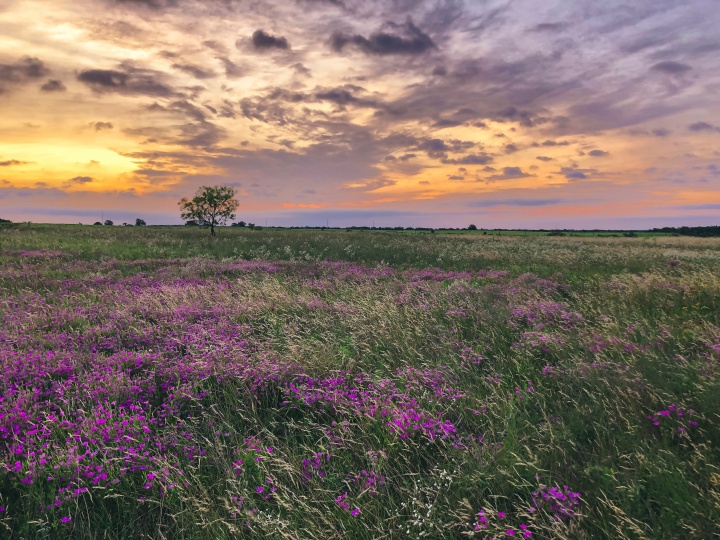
[1,225,719,538]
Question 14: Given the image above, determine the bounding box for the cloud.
[670,204,720,211]
[217,57,244,78]
[531,22,567,32]
[345,177,396,191]
[77,65,179,97]
[433,118,462,128]
[688,121,719,132]
[40,79,66,92]
[251,30,290,50]
[0,187,67,199]
[330,19,436,56]
[92,121,114,131]
[535,140,570,147]
[64,176,94,187]
[558,167,597,180]
[628,127,671,137]
[469,198,564,207]
[650,61,692,75]
[588,149,609,157]
[0,160,31,166]
[536,156,553,162]
[442,153,494,165]
[0,57,49,82]
[487,166,533,181]
[314,87,380,109]
[172,63,215,79]
[0,57,50,92]
[297,0,346,7]
[113,0,177,8]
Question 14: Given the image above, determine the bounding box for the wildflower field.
[1,225,719,539]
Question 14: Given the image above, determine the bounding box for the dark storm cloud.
[40,79,66,92]
[172,63,215,79]
[469,198,564,207]
[650,61,692,75]
[251,30,290,50]
[330,19,436,55]
[588,149,609,157]
[77,65,180,97]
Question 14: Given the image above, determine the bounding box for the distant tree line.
[652,226,720,237]
[92,218,147,226]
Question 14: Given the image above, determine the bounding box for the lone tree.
[135,218,146,226]
[178,185,239,236]
[468,224,478,230]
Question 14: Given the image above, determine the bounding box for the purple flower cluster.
[647,405,699,434]
[474,509,532,538]
[335,492,360,516]
[530,484,582,520]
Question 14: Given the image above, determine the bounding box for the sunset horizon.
[1,0,719,229]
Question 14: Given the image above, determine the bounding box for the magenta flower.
[60,516,72,523]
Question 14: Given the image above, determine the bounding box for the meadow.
[1,225,719,539]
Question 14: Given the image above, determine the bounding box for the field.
[1,225,719,539]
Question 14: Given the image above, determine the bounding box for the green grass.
[1,225,719,539]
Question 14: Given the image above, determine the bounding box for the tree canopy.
[178,185,239,236]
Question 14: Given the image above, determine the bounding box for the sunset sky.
[1,0,719,228]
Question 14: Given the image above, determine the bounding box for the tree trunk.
[210,223,215,236]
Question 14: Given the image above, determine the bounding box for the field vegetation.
[1,225,719,538]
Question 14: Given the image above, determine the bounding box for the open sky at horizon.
[1,0,719,228]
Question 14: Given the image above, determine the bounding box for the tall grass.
[0,228,719,538]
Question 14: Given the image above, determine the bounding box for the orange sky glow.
[1,0,719,228]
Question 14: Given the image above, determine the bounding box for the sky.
[0,0,719,228]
